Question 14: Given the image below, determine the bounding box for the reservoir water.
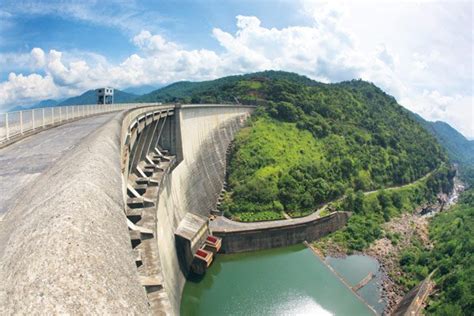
[181,245,378,316]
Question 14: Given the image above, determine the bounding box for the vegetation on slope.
[315,165,454,251]
[137,71,320,104]
[398,189,474,315]
[141,71,453,224]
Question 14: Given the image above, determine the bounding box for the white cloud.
[46,50,91,86]
[0,73,59,107]
[30,48,45,68]
[0,1,472,138]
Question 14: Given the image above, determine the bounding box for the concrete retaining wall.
[154,105,253,314]
[214,212,350,253]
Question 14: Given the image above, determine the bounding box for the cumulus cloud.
[0,73,59,107]
[30,48,45,68]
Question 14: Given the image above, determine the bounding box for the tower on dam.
[96,87,114,104]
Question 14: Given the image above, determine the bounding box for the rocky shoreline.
[315,211,436,315]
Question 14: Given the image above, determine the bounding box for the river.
[181,245,380,316]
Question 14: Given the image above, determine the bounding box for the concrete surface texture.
[0,113,116,218]
[0,111,150,314]
[155,105,253,314]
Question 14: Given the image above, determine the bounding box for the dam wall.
[0,111,151,314]
[154,105,254,314]
[213,212,350,253]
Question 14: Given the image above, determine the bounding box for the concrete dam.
[0,103,349,315]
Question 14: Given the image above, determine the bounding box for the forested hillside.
[137,71,319,103]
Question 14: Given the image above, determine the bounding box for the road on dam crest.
[0,112,116,219]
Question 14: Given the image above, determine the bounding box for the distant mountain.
[409,112,474,185]
[8,99,59,112]
[123,84,160,95]
[137,70,321,103]
[410,113,474,166]
[31,99,59,109]
[59,89,138,106]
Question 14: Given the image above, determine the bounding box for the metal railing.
[0,103,163,145]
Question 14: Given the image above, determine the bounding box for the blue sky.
[0,0,473,138]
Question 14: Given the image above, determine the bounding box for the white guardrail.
[0,103,163,145]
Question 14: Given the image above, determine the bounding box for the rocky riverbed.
[314,178,465,315]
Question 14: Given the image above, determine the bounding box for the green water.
[181,245,375,316]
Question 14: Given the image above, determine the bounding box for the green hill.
[59,89,137,106]
[159,70,464,314]
[137,70,320,103]
[150,70,450,221]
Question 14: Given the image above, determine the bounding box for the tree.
[344,189,355,211]
[377,190,392,210]
[354,191,365,213]
[392,191,403,209]
[275,101,300,122]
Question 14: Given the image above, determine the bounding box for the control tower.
[96,87,114,104]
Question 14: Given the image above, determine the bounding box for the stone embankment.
[392,272,435,316]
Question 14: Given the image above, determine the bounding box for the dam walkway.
[0,113,118,266]
[0,113,116,220]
